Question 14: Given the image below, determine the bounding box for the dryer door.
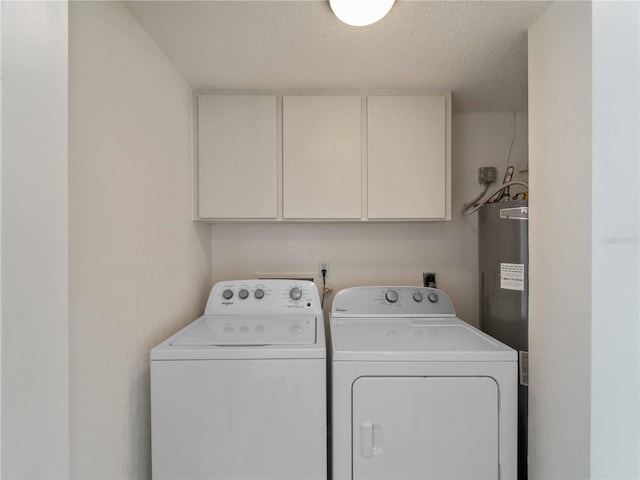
[352,376,499,480]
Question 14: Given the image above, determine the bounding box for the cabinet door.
[198,95,277,219]
[352,376,499,480]
[283,96,362,219]
[368,95,447,219]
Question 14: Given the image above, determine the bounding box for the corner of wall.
[528,2,592,478]
[68,2,211,478]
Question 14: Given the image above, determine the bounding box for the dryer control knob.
[413,292,424,302]
[385,290,399,303]
[254,289,265,299]
[428,292,439,303]
[289,287,303,301]
[238,289,249,300]
[222,289,234,300]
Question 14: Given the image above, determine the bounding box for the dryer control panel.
[205,279,322,315]
[331,286,456,317]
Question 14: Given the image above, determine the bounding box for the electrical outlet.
[423,272,437,288]
[319,260,329,277]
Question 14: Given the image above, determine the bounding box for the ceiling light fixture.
[329,0,395,27]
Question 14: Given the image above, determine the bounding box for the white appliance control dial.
[385,290,399,303]
[205,280,321,315]
[330,287,456,317]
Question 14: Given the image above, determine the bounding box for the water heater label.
[500,263,525,291]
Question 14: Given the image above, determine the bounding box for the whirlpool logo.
[335,308,348,312]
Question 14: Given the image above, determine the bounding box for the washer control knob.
[428,292,439,303]
[290,287,303,301]
[222,289,233,300]
[254,289,265,299]
[385,290,399,303]
[413,292,424,303]
[238,289,249,300]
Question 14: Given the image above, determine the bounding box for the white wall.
[1,2,70,478]
[69,2,211,479]
[528,2,592,478]
[210,112,528,324]
[0,2,3,468]
[591,2,639,478]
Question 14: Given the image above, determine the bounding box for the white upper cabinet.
[198,95,278,219]
[195,92,450,222]
[367,95,447,219]
[283,96,362,219]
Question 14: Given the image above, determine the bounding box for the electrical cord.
[462,111,525,216]
[505,110,516,172]
[461,183,489,214]
[461,180,529,216]
[321,268,327,308]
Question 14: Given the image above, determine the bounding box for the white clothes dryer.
[151,279,326,480]
[330,286,517,480]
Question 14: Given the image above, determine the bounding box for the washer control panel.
[331,286,455,317]
[205,279,322,315]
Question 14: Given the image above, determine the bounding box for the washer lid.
[172,315,316,346]
[151,314,326,360]
[330,317,516,362]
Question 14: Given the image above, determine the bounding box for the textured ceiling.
[125,1,550,112]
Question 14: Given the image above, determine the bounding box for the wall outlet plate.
[319,260,329,277]
[423,272,437,288]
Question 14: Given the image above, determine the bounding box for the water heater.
[479,199,528,480]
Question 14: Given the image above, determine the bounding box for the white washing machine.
[151,279,326,480]
[330,286,517,480]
